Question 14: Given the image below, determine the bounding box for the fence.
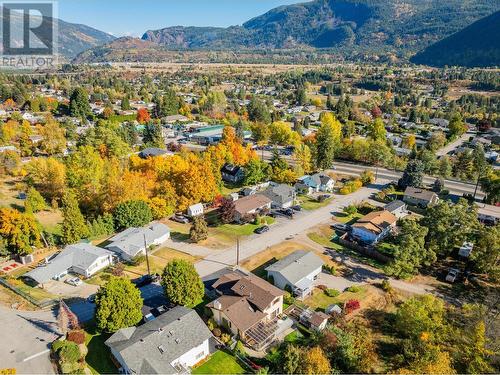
[0,277,58,308]
[338,233,392,264]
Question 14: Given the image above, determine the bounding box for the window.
[196,351,205,360]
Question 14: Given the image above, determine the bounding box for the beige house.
[403,187,439,208]
[207,270,285,350]
[233,194,272,221]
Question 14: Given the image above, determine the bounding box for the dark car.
[133,273,160,288]
[281,208,294,217]
[331,223,349,232]
[291,205,302,212]
[255,225,270,234]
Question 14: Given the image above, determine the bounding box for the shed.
[187,203,204,217]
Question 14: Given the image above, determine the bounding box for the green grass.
[284,330,302,344]
[85,328,117,374]
[299,196,333,211]
[8,278,57,302]
[216,216,275,237]
[305,286,368,311]
[192,351,245,375]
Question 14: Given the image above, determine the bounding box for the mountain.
[0,8,115,58]
[411,11,500,68]
[141,0,500,52]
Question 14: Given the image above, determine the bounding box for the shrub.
[212,327,221,337]
[325,288,340,297]
[316,284,328,291]
[322,264,337,275]
[220,333,231,344]
[53,340,81,363]
[381,279,392,292]
[112,262,125,276]
[360,170,375,186]
[346,285,362,293]
[345,299,360,314]
[234,340,246,357]
[343,205,358,216]
[207,318,217,331]
[66,330,85,345]
[283,292,295,306]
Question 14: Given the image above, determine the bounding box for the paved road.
[194,185,380,277]
[436,132,471,157]
[0,306,59,374]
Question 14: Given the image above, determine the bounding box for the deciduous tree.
[161,259,204,306]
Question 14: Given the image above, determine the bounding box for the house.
[106,223,170,261]
[265,250,324,299]
[295,173,334,194]
[221,164,245,184]
[262,183,296,209]
[384,200,408,219]
[25,243,114,285]
[351,210,398,245]
[139,147,170,159]
[233,194,272,221]
[403,187,439,208]
[163,114,189,123]
[187,203,204,217]
[0,145,18,153]
[105,306,213,374]
[207,270,290,350]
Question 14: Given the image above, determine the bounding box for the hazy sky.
[58,0,302,37]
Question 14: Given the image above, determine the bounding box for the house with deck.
[351,210,398,245]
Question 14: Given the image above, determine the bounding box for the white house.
[265,250,324,299]
[187,203,204,217]
[295,173,335,194]
[383,200,408,219]
[105,306,213,374]
[262,183,296,209]
[106,223,170,261]
[25,243,114,285]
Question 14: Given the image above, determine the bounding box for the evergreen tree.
[113,200,152,230]
[398,159,425,189]
[121,95,130,110]
[69,88,91,120]
[190,216,208,242]
[143,123,164,148]
[315,113,341,169]
[61,190,89,245]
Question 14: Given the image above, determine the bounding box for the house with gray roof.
[403,187,439,208]
[105,306,213,374]
[295,173,334,194]
[266,250,324,299]
[106,223,170,261]
[262,183,296,209]
[24,243,114,285]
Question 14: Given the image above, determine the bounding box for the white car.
[445,268,460,283]
[65,277,82,287]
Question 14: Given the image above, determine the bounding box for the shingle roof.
[265,250,324,286]
[262,184,295,205]
[233,194,272,216]
[24,243,113,284]
[384,200,406,212]
[352,210,398,235]
[404,187,438,203]
[106,223,170,258]
[105,306,212,374]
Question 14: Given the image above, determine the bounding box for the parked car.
[331,223,349,232]
[65,277,82,287]
[171,214,189,224]
[151,305,169,317]
[87,294,96,303]
[279,208,294,217]
[291,205,302,212]
[132,273,160,288]
[445,268,460,283]
[255,225,270,234]
[143,313,155,323]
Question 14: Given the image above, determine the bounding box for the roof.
[105,306,212,374]
[262,184,295,205]
[352,210,398,235]
[265,250,324,286]
[25,243,113,284]
[106,223,170,258]
[221,163,244,176]
[208,271,283,332]
[404,187,437,202]
[233,194,272,215]
[309,311,330,328]
[139,147,168,158]
[384,200,406,212]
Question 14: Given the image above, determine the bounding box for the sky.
[58,0,302,37]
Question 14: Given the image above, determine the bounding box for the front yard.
[192,350,245,375]
[299,195,333,210]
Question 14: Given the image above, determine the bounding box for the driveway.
[314,272,360,292]
[68,282,167,323]
[44,275,99,299]
[0,305,59,374]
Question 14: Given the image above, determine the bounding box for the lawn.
[123,247,198,277]
[7,277,57,302]
[216,216,275,237]
[192,350,245,375]
[299,195,333,211]
[85,328,117,374]
[305,285,368,311]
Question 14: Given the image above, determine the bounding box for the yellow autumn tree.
[300,346,331,375]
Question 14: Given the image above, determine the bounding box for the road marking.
[23,349,50,362]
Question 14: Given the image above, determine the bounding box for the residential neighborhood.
[0,5,499,374]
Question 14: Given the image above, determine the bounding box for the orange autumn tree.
[136,108,151,124]
[220,126,256,166]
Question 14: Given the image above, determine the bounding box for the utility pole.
[473,175,480,201]
[143,234,151,276]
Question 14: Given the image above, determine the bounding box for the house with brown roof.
[403,187,439,208]
[351,210,398,245]
[207,270,289,350]
[233,194,272,221]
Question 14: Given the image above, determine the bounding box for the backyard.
[85,327,117,374]
[304,285,369,311]
[192,350,245,375]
